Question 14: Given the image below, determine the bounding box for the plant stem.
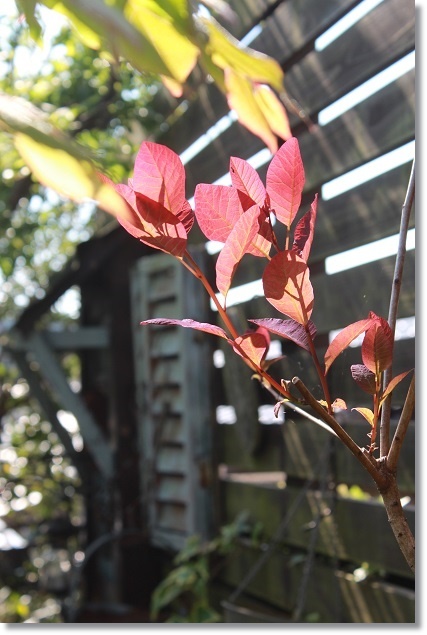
[183,252,294,399]
[387,374,415,472]
[292,377,385,486]
[305,325,333,414]
[377,474,415,574]
[380,159,415,457]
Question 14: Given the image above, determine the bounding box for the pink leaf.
[140,318,228,339]
[351,364,376,395]
[362,317,394,373]
[229,157,266,208]
[176,199,195,235]
[324,317,377,374]
[246,208,273,258]
[292,194,318,262]
[262,250,314,325]
[132,142,186,215]
[133,193,187,257]
[194,184,241,242]
[216,205,261,297]
[104,182,187,256]
[249,318,317,351]
[232,328,270,368]
[266,137,305,228]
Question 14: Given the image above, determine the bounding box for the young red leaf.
[324,316,377,374]
[216,205,261,298]
[362,317,394,373]
[266,137,305,228]
[249,317,317,352]
[232,328,270,368]
[140,318,228,339]
[352,407,375,427]
[246,211,273,258]
[132,141,186,215]
[380,370,412,407]
[262,250,314,325]
[194,184,241,242]
[351,364,377,395]
[109,183,187,257]
[292,194,318,262]
[230,156,266,208]
[134,193,187,257]
[176,199,195,235]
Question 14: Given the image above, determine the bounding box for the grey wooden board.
[220,479,415,578]
[130,250,215,549]
[220,542,415,622]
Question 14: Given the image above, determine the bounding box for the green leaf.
[0,94,131,222]
[224,69,279,153]
[199,15,284,92]
[16,0,43,42]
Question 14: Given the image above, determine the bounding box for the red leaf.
[246,208,273,258]
[109,184,187,256]
[249,318,317,352]
[292,194,318,262]
[266,137,305,228]
[232,328,270,368]
[194,184,241,242]
[134,193,187,256]
[132,142,186,215]
[140,318,228,339]
[216,205,261,297]
[351,364,376,394]
[324,317,377,374]
[230,156,266,208]
[362,317,394,373]
[176,199,194,235]
[380,370,412,406]
[262,250,314,325]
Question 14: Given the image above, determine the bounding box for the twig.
[387,374,415,472]
[380,160,415,457]
[292,377,385,487]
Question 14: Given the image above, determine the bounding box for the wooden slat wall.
[133,0,415,622]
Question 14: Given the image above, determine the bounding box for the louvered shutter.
[130,250,214,550]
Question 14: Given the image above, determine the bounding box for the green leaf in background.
[16,0,43,42]
[0,94,132,222]
[199,15,284,93]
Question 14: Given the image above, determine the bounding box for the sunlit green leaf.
[199,15,284,92]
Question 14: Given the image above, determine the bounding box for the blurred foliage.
[0,4,165,319]
[0,5,163,622]
[150,512,262,623]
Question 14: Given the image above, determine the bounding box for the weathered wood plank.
[283,0,414,116]
[219,544,415,622]
[310,163,414,262]
[220,480,415,577]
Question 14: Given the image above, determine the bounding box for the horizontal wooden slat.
[310,163,414,262]
[220,480,415,578]
[158,417,185,445]
[157,475,187,502]
[282,416,415,494]
[149,329,181,357]
[249,0,359,62]
[156,502,187,532]
[311,251,415,331]
[152,358,182,385]
[157,446,187,473]
[220,543,415,622]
